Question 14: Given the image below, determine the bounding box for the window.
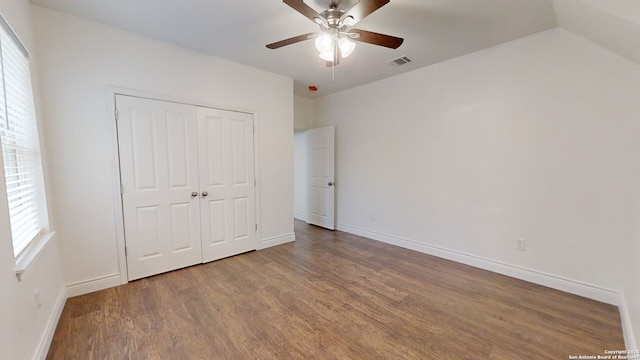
[0,16,48,258]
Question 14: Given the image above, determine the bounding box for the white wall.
[293,96,313,221]
[32,6,294,293]
[0,1,65,359]
[559,0,640,348]
[314,28,640,347]
[569,0,640,25]
[627,239,640,348]
[554,0,640,65]
[294,130,308,221]
[294,95,314,130]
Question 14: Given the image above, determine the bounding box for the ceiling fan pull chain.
[331,56,335,81]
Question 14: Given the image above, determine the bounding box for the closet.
[116,95,256,280]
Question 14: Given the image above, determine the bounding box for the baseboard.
[294,213,308,222]
[66,273,123,298]
[258,232,295,250]
[336,222,622,306]
[33,287,67,360]
[619,295,638,350]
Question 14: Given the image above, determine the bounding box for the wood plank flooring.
[47,220,625,359]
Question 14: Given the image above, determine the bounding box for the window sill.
[15,231,56,282]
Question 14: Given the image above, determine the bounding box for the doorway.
[293,126,335,230]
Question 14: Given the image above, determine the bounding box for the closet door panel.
[198,107,256,262]
[117,95,202,280]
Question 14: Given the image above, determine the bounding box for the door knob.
[328,182,334,187]
[191,191,198,197]
[202,191,209,197]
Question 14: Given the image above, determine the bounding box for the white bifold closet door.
[197,106,256,263]
[116,95,256,281]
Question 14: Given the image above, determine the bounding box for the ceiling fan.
[266,0,404,66]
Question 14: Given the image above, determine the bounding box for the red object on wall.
[308,86,318,91]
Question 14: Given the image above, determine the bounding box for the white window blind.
[0,18,47,257]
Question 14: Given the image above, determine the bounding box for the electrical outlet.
[34,288,42,309]
[516,239,527,251]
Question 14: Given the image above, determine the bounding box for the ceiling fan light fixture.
[315,33,334,53]
[338,37,356,58]
[319,51,334,61]
[342,15,355,26]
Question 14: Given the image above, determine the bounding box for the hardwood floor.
[47,220,625,359]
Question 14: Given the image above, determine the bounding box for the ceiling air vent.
[389,55,413,67]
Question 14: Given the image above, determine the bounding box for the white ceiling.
[554,0,640,66]
[30,0,559,98]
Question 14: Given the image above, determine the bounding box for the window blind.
[0,19,46,257]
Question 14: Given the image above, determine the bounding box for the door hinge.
[255,224,258,231]
[115,108,119,121]
[254,178,257,187]
[124,247,127,256]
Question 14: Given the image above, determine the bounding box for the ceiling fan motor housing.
[320,9,347,29]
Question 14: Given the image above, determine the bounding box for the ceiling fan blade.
[350,29,403,49]
[283,0,327,25]
[266,33,319,49]
[340,0,390,26]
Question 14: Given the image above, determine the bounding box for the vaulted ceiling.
[29,0,640,98]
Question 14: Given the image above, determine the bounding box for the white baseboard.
[336,222,622,305]
[34,287,67,360]
[66,273,123,298]
[619,295,638,350]
[294,213,308,222]
[258,232,295,250]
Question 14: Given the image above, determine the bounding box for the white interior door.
[307,126,335,230]
[197,107,256,262]
[116,95,202,281]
